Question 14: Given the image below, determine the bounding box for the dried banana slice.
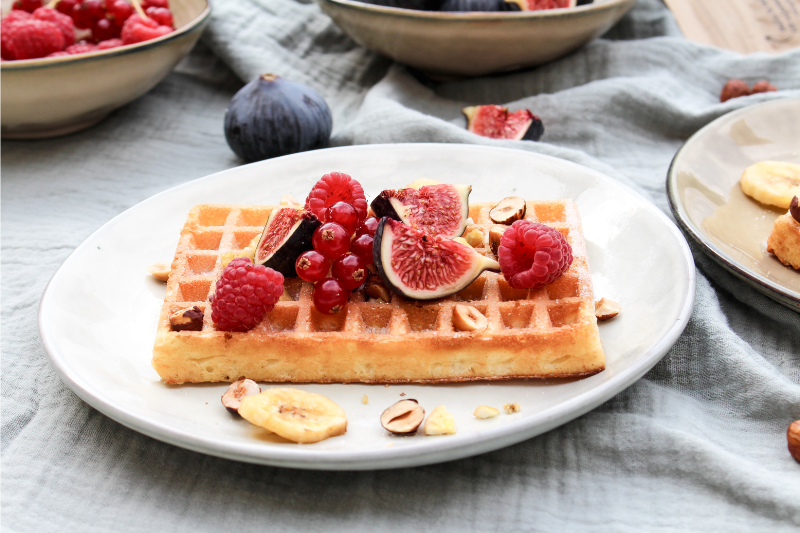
[238,388,347,444]
[740,161,800,209]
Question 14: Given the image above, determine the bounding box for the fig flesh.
[463,105,544,141]
[370,184,471,238]
[440,0,520,11]
[373,218,499,300]
[255,207,321,277]
[224,74,333,163]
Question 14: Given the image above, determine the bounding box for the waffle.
[152,200,605,384]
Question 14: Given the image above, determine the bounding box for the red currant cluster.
[295,173,379,315]
[1,0,173,61]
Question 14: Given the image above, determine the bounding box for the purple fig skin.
[370,193,402,224]
[256,210,321,277]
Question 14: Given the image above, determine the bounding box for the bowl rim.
[1,0,211,71]
[316,0,632,21]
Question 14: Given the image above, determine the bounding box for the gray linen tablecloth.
[3,0,800,530]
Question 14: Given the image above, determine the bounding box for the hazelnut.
[453,304,488,332]
[489,225,507,256]
[789,197,800,224]
[595,297,621,321]
[503,402,521,414]
[380,399,424,435]
[788,420,800,463]
[474,405,499,419]
[147,262,171,282]
[720,79,751,102]
[490,197,526,224]
[221,377,261,414]
[463,227,484,248]
[169,306,204,331]
[424,405,456,436]
[362,395,369,405]
[751,80,777,94]
[365,277,391,303]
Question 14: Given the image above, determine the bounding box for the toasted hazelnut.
[170,306,204,332]
[365,277,391,303]
[595,297,621,321]
[381,399,424,435]
[720,79,751,102]
[474,405,499,419]
[489,225,507,256]
[503,402,521,414]
[424,405,456,436]
[751,80,777,94]
[490,197,526,224]
[279,194,301,206]
[221,377,261,414]
[790,197,800,224]
[279,291,294,302]
[788,421,800,462]
[362,395,369,405]
[147,262,171,282]
[453,304,488,332]
[463,227,484,248]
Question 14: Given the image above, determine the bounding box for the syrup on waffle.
[152,200,605,384]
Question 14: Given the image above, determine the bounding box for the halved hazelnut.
[453,304,488,332]
[147,262,171,282]
[474,405,499,419]
[503,402,521,414]
[221,377,261,414]
[788,420,800,462]
[489,225,507,256]
[490,197,526,224]
[380,399,424,435]
[170,306,204,331]
[790,196,800,224]
[463,227,484,248]
[365,277,391,303]
[595,297,621,321]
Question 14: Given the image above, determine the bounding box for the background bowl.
[315,0,635,78]
[1,0,210,139]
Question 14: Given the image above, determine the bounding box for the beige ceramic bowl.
[316,0,635,77]
[1,0,210,139]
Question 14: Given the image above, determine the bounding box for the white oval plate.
[667,98,800,312]
[39,144,694,470]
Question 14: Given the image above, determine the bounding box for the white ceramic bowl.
[315,0,635,77]
[1,0,210,139]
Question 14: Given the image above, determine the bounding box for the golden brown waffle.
[152,200,605,384]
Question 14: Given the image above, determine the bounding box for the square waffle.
[152,200,605,384]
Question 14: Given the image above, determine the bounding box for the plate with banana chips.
[667,97,800,311]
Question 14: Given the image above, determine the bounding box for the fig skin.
[224,74,332,163]
[440,0,520,11]
[256,208,321,277]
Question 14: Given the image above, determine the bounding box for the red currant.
[12,0,42,13]
[295,250,329,283]
[355,216,378,237]
[350,234,374,265]
[312,222,350,260]
[313,279,348,314]
[141,0,169,7]
[55,0,78,16]
[92,17,119,41]
[332,253,367,290]
[107,0,132,24]
[324,201,359,235]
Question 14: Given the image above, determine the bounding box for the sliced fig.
[255,207,321,277]
[373,218,499,300]
[463,105,544,141]
[370,183,471,238]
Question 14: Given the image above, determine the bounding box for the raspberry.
[305,172,368,223]
[497,220,573,290]
[121,14,171,45]
[32,7,75,46]
[96,38,123,50]
[65,42,97,54]
[210,258,284,332]
[145,6,173,27]
[3,19,66,60]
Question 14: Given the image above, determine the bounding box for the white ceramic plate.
[40,144,694,470]
[667,98,800,312]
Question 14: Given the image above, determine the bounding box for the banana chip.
[740,161,800,209]
[238,388,347,444]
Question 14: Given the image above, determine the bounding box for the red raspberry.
[305,172,368,223]
[96,38,123,50]
[3,10,32,23]
[32,7,75,47]
[145,6,173,27]
[65,41,97,54]
[498,220,573,290]
[210,258,284,332]
[47,50,70,57]
[3,19,66,60]
[120,14,171,44]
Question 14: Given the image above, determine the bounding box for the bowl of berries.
[315,0,635,77]
[1,0,209,138]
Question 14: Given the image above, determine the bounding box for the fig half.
[370,183,471,238]
[463,105,544,141]
[373,218,499,300]
[255,207,320,277]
